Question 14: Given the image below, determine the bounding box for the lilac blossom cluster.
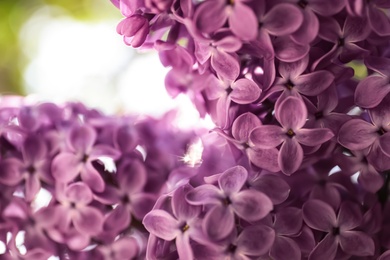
[110,0,390,258]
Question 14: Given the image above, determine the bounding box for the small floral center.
[285,80,295,90]
[81,154,89,163]
[121,195,130,204]
[338,37,345,47]
[70,202,76,209]
[181,223,190,232]
[286,129,296,138]
[227,0,234,5]
[223,197,232,206]
[377,127,386,136]
[27,165,36,174]
[298,0,308,9]
[228,244,237,253]
[226,87,233,95]
[315,111,323,119]
[318,179,327,187]
[332,226,340,236]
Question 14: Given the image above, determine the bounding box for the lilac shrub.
[1,0,390,259]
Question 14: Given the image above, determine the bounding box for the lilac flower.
[193,0,258,40]
[303,200,375,258]
[250,96,334,174]
[96,237,139,260]
[53,182,104,238]
[186,166,273,240]
[116,14,150,48]
[355,57,390,108]
[143,184,202,259]
[52,124,120,192]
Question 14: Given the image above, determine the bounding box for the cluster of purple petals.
[110,0,390,258]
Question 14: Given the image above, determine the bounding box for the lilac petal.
[80,163,105,192]
[380,133,390,157]
[25,175,41,202]
[344,16,371,42]
[365,56,390,77]
[204,205,234,240]
[111,237,139,259]
[338,119,377,150]
[172,185,201,221]
[368,141,390,171]
[279,56,308,79]
[195,42,212,65]
[279,139,303,175]
[90,145,121,160]
[68,125,96,153]
[132,193,156,220]
[263,3,303,36]
[303,200,336,232]
[295,70,334,96]
[65,182,93,204]
[214,36,242,53]
[368,6,390,36]
[193,0,227,34]
[229,3,258,40]
[230,79,261,104]
[291,9,319,44]
[379,250,390,260]
[295,225,316,256]
[231,189,273,222]
[318,16,341,42]
[103,205,130,232]
[274,207,302,236]
[65,229,90,251]
[296,128,334,146]
[251,174,290,205]
[376,0,390,8]
[52,153,81,183]
[277,96,307,130]
[232,112,262,142]
[22,136,47,164]
[249,125,284,149]
[73,207,103,235]
[117,159,146,193]
[338,201,362,231]
[270,236,301,260]
[308,233,338,260]
[247,148,280,173]
[310,0,346,16]
[219,166,248,195]
[339,231,375,256]
[236,225,275,256]
[185,184,221,205]
[114,124,138,153]
[176,234,194,260]
[0,158,23,186]
[143,210,180,240]
[358,167,384,193]
[273,36,310,62]
[211,50,240,81]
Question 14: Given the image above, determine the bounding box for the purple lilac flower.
[250,96,334,174]
[303,199,375,258]
[186,166,273,240]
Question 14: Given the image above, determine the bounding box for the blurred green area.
[0,0,121,95]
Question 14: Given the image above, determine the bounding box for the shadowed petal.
[230,79,261,104]
[310,0,345,16]
[364,56,390,77]
[219,166,248,194]
[338,119,377,150]
[103,204,130,232]
[295,71,334,96]
[338,201,362,231]
[303,200,336,232]
[380,133,390,157]
[68,125,96,153]
[270,236,301,260]
[291,9,319,44]
[22,136,47,164]
[344,16,371,42]
[309,233,337,260]
[204,205,234,240]
[111,237,139,259]
[277,96,307,130]
[274,207,302,236]
[132,193,156,220]
[296,128,334,146]
[249,125,284,149]
[193,0,227,34]
[90,145,121,160]
[143,210,180,241]
[339,231,375,256]
[368,6,390,36]
[229,3,258,40]
[251,174,290,204]
[81,163,105,192]
[117,159,146,193]
[263,3,303,36]
[274,37,310,62]
[355,75,390,108]
[73,206,104,235]
[279,139,303,175]
[279,56,308,79]
[232,189,273,222]
[236,225,275,256]
[25,175,41,202]
[0,158,23,186]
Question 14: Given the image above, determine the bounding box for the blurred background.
[0,0,208,128]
